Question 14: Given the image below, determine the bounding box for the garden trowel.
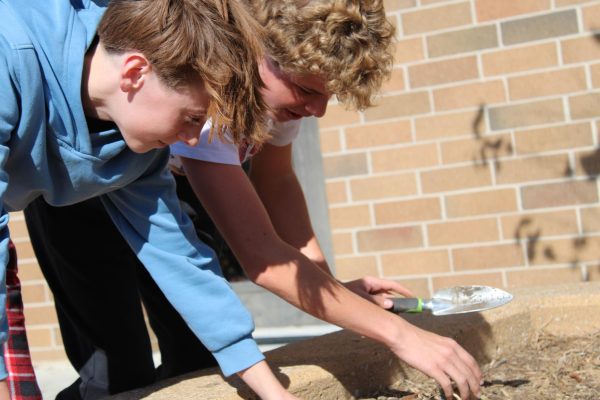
[389,285,512,316]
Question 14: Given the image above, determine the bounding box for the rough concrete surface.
[109,282,600,400]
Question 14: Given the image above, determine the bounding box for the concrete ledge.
[110,282,600,400]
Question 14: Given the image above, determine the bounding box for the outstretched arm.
[181,157,482,399]
[249,143,414,306]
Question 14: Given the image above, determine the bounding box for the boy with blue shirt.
[0,0,298,399]
[25,1,483,400]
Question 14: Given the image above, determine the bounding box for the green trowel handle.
[389,298,423,313]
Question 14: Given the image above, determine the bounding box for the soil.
[357,330,600,400]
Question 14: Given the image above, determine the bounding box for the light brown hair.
[247,0,395,110]
[97,0,268,144]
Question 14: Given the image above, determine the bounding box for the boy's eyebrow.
[184,107,207,115]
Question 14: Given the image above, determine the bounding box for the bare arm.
[248,143,330,273]
[248,143,414,305]
[181,157,482,399]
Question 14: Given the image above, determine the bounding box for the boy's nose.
[305,96,329,118]
[177,130,200,147]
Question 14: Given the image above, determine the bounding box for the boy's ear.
[119,54,151,92]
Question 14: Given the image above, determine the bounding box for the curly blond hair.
[248,0,395,110]
[98,0,268,145]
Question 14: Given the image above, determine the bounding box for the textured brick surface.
[329,205,372,229]
[506,266,584,288]
[415,109,486,140]
[383,0,417,11]
[475,0,550,22]
[427,25,498,58]
[433,80,506,111]
[345,120,412,149]
[521,180,599,209]
[350,173,417,201]
[326,181,347,204]
[526,236,600,265]
[432,272,504,291]
[452,244,525,270]
[319,128,341,153]
[408,56,478,88]
[489,99,565,130]
[357,226,423,252]
[507,67,587,100]
[482,43,558,76]
[495,154,571,184]
[375,197,441,224]
[381,249,450,276]
[500,210,580,240]
[421,164,492,193]
[569,92,600,120]
[323,153,368,178]
[575,149,600,177]
[401,2,472,35]
[427,218,499,246]
[364,92,431,121]
[334,256,379,281]
[332,233,354,255]
[514,122,594,154]
[371,143,439,173]
[318,104,360,129]
[441,133,513,164]
[394,38,425,64]
[562,36,600,64]
[445,188,518,218]
[581,206,600,232]
[501,10,579,45]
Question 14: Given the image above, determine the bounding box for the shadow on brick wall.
[470,99,599,277]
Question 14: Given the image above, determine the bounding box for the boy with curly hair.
[0,0,297,399]
[25,1,482,399]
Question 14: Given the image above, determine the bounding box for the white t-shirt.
[170,119,302,171]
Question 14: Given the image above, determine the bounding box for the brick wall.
[11,0,600,362]
[322,0,600,297]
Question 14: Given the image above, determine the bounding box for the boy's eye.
[186,116,205,126]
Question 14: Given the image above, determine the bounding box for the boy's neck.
[81,40,115,122]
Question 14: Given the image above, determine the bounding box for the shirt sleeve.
[101,151,264,376]
[170,120,241,166]
[266,119,302,147]
[0,35,22,380]
[169,119,303,168]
